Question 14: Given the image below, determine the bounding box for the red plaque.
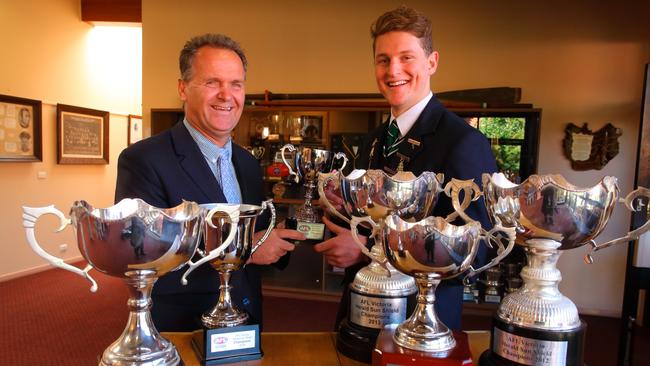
[266,163,289,178]
[372,327,473,366]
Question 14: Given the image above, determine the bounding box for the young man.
[115,34,304,331]
[314,6,497,331]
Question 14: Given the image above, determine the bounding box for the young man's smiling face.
[374,31,438,117]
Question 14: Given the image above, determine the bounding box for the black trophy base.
[336,317,380,363]
[479,315,586,366]
[191,324,262,365]
[285,217,325,244]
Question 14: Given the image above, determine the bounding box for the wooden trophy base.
[373,326,473,366]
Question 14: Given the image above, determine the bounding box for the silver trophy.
[349,179,515,357]
[181,200,275,328]
[480,173,650,366]
[318,169,444,362]
[21,198,230,366]
[280,144,347,238]
[180,201,275,364]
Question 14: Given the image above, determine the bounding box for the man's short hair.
[179,33,248,81]
[370,6,434,55]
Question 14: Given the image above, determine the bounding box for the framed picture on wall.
[0,94,43,162]
[128,114,143,145]
[301,115,323,143]
[56,103,109,164]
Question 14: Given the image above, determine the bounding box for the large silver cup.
[182,200,275,328]
[318,169,444,362]
[281,144,347,223]
[21,199,209,366]
[481,173,650,365]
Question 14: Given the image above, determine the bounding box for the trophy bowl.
[483,173,619,250]
[181,200,275,329]
[380,214,483,352]
[22,198,203,366]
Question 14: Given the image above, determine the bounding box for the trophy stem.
[295,179,318,222]
[497,238,581,329]
[101,270,180,366]
[393,273,456,353]
[202,270,249,328]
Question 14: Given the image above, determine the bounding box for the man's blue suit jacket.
[115,121,267,331]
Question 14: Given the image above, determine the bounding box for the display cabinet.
[150,94,541,300]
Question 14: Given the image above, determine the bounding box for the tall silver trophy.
[181,200,275,364]
[318,169,444,362]
[21,198,230,366]
[348,177,515,365]
[281,144,347,242]
[480,173,650,366]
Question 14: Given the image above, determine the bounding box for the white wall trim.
[0,256,84,283]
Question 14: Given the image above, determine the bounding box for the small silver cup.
[281,144,347,223]
[182,200,275,328]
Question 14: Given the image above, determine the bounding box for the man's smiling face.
[374,31,438,117]
[178,46,245,146]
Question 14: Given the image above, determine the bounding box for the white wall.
[0,0,141,279]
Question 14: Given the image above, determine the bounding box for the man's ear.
[428,51,439,76]
[178,79,187,102]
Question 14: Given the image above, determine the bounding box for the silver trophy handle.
[464,225,516,285]
[22,205,98,292]
[349,216,388,267]
[250,199,276,255]
[280,144,299,183]
[444,178,482,223]
[317,172,349,224]
[181,204,240,285]
[584,186,650,263]
[333,152,348,172]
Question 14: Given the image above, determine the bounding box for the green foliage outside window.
[478,117,525,181]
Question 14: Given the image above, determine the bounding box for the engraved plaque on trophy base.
[372,325,473,366]
[191,324,262,365]
[286,217,325,244]
[336,289,416,363]
[479,316,586,366]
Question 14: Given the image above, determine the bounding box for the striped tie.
[383,119,401,157]
[217,150,242,204]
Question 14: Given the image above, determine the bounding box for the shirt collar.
[183,119,231,163]
[391,91,433,137]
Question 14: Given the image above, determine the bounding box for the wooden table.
[163,331,490,365]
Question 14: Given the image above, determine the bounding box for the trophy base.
[479,316,586,366]
[336,317,380,363]
[191,324,262,365]
[286,217,325,244]
[372,326,473,366]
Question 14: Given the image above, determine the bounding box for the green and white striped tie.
[383,120,401,157]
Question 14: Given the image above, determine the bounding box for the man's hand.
[314,216,367,268]
[321,178,344,212]
[248,225,304,265]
